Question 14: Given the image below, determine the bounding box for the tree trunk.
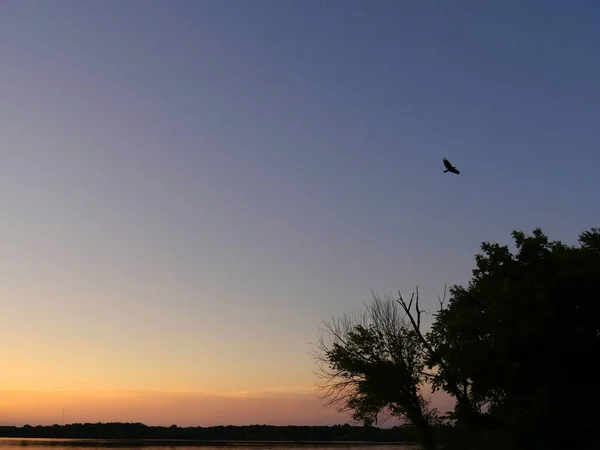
[403,398,437,450]
[412,414,436,450]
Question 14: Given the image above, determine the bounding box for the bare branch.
[395,286,487,427]
[415,286,422,330]
[437,284,447,312]
[396,289,423,335]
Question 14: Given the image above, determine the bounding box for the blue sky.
[1,0,599,424]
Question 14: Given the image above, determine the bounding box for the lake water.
[0,439,418,450]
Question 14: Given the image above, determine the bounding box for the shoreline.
[0,438,418,447]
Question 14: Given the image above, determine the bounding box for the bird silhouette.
[442,158,460,175]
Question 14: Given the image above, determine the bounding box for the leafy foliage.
[315,296,438,449]
[429,227,600,448]
[316,227,600,449]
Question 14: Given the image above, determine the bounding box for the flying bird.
[442,158,460,175]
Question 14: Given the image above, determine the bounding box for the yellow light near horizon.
[0,386,455,427]
[0,389,347,427]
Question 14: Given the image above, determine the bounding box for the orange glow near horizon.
[0,388,454,427]
[0,389,351,427]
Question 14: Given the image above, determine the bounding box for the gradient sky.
[1,0,599,426]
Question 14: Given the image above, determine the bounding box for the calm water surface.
[0,440,417,450]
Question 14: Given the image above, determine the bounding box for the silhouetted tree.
[427,227,600,449]
[315,227,600,450]
[314,296,439,450]
[0,423,424,442]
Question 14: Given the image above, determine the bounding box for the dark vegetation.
[315,227,600,450]
[0,423,424,443]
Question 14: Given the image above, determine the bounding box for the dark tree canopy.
[428,227,600,448]
[316,227,600,450]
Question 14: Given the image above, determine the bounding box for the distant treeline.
[0,422,441,443]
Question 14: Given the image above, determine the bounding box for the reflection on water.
[0,439,418,450]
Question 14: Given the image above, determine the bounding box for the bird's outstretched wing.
[442,158,460,174]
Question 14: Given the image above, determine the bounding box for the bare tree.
[313,294,439,450]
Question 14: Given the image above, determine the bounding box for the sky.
[1,0,599,426]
